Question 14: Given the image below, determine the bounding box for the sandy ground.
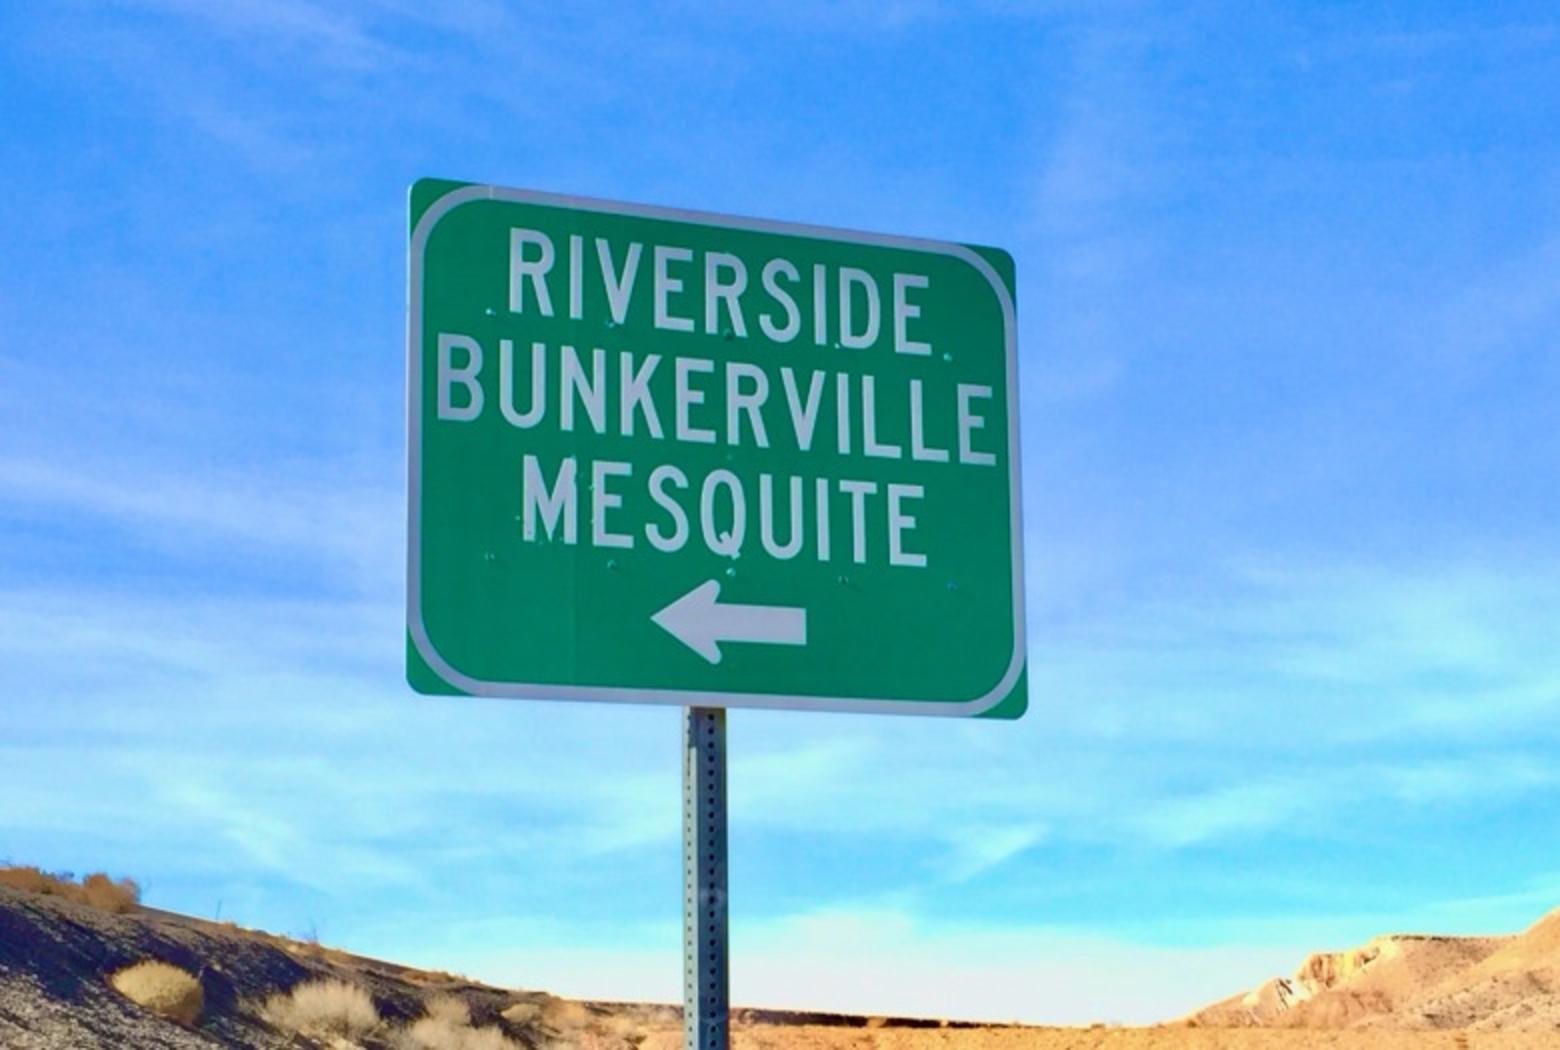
[637,1026,1560,1050]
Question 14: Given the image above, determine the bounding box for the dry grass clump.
[424,994,473,1026]
[261,978,381,1039]
[499,1001,542,1025]
[541,997,591,1028]
[541,1020,645,1050]
[397,994,519,1050]
[501,996,649,1047]
[502,996,597,1035]
[0,866,140,913]
[502,998,642,1050]
[109,961,203,1025]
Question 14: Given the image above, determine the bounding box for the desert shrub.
[399,1017,520,1050]
[540,997,591,1029]
[410,1017,518,1049]
[0,866,140,913]
[458,1026,522,1050]
[501,995,591,1033]
[424,994,472,1027]
[262,979,380,1038]
[396,994,519,1050]
[523,998,650,1049]
[500,1001,541,1025]
[109,961,203,1025]
[0,866,56,896]
[79,872,141,913]
[545,1031,642,1050]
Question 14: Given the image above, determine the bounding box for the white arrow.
[651,579,807,665]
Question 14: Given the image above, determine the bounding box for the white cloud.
[733,907,1302,1024]
[1031,557,1560,749]
[421,905,1308,1025]
[0,454,401,596]
[1131,780,1311,849]
[113,0,405,71]
[1418,875,1560,930]
[1130,754,1560,850]
[940,823,1049,882]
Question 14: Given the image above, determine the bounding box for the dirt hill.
[1187,907,1560,1031]
[0,880,989,1048]
[3,876,1559,1048]
[0,879,582,1048]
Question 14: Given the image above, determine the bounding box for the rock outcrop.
[1187,908,1560,1031]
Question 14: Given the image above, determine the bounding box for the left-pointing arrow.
[651,580,808,665]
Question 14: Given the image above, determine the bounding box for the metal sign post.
[683,706,729,1050]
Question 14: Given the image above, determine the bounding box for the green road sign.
[407,179,1026,717]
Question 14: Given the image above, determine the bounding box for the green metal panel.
[407,179,1026,718]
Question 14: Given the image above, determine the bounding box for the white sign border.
[407,182,1026,716]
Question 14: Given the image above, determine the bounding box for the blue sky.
[2,0,1558,1026]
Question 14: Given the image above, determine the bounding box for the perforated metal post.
[683,706,728,1050]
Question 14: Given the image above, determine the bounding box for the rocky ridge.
[1188,907,1560,1031]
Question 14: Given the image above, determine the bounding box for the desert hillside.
[0,877,592,1048]
[2,872,1559,1048]
[0,876,1004,1049]
[1187,908,1560,1031]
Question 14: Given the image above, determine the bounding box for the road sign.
[407,179,1026,717]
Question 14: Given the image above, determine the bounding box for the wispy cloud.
[1418,874,1560,930]
[423,902,1311,1024]
[940,823,1048,882]
[1132,780,1311,850]
[1436,232,1560,364]
[1020,16,1171,406]
[731,906,1307,1023]
[0,576,693,929]
[1130,754,1560,850]
[0,454,400,595]
[1033,557,1560,748]
[112,0,406,72]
